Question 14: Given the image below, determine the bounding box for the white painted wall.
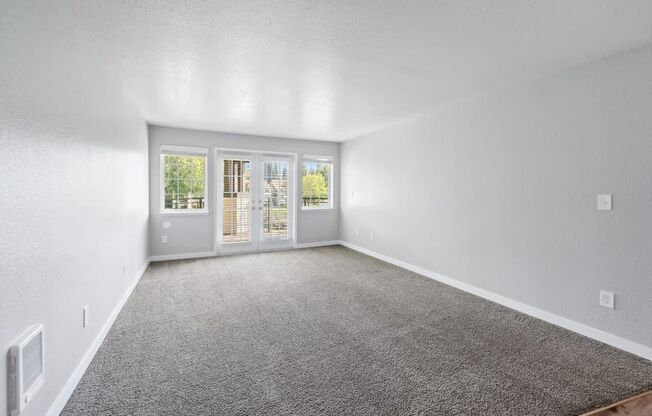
[0,1,149,415]
[148,126,340,258]
[340,45,652,348]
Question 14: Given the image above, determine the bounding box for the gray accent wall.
[148,126,340,257]
[0,2,149,415]
[340,45,652,348]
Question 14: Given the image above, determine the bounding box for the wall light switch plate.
[162,235,168,244]
[597,194,612,210]
[599,290,614,309]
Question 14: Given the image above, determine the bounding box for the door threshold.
[580,389,652,415]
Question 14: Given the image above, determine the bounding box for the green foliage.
[302,173,328,198]
[164,155,206,208]
[302,162,330,205]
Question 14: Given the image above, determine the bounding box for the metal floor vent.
[8,324,44,416]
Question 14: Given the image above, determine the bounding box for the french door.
[217,152,294,253]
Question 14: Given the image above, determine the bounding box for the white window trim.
[301,155,334,211]
[160,145,209,215]
[161,145,209,156]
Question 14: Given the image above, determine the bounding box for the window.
[302,155,333,209]
[160,146,208,213]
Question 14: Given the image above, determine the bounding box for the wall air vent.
[7,324,44,416]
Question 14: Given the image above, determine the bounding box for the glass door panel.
[262,160,289,240]
[258,157,293,251]
[219,156,256,253]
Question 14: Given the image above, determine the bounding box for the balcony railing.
[302,196,329,207]
[166,196,326,209]
[165,196,205,210]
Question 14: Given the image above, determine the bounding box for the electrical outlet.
[82,305,89,328]
[162,235,168,244]
[597,194,612,210]
[370,232,374,241]
[354,229,359,238]
[122,265,127,278]
[599,290,615,309]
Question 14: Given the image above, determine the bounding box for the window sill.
[160,210,209,216]
[301,207,335,212]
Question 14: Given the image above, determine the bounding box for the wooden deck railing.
[164,196,205,210]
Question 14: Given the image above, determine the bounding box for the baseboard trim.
[294,240,340,249]
[149,251,216,262]
[338,240,652,362]
[46,258,151,416]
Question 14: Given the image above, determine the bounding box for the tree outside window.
[162,152,207,211]
[302,158,332,209]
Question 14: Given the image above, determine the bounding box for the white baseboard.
[149,251,216,262]
[338,240,652,362]
[46,258,151,416]
[294,240,340,249]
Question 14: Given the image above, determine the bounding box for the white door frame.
[215,148,297,255]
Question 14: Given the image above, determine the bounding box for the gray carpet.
[62,246,652,415]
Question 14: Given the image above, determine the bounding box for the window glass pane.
[222,159,251,242]
[302,159,332,208]
[162,153,207,211]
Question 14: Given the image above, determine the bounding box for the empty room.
[2,1,652,415]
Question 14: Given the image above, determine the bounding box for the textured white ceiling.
[66,0,652,141]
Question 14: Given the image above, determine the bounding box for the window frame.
[160,145,210,216]
[301,154,334,211]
